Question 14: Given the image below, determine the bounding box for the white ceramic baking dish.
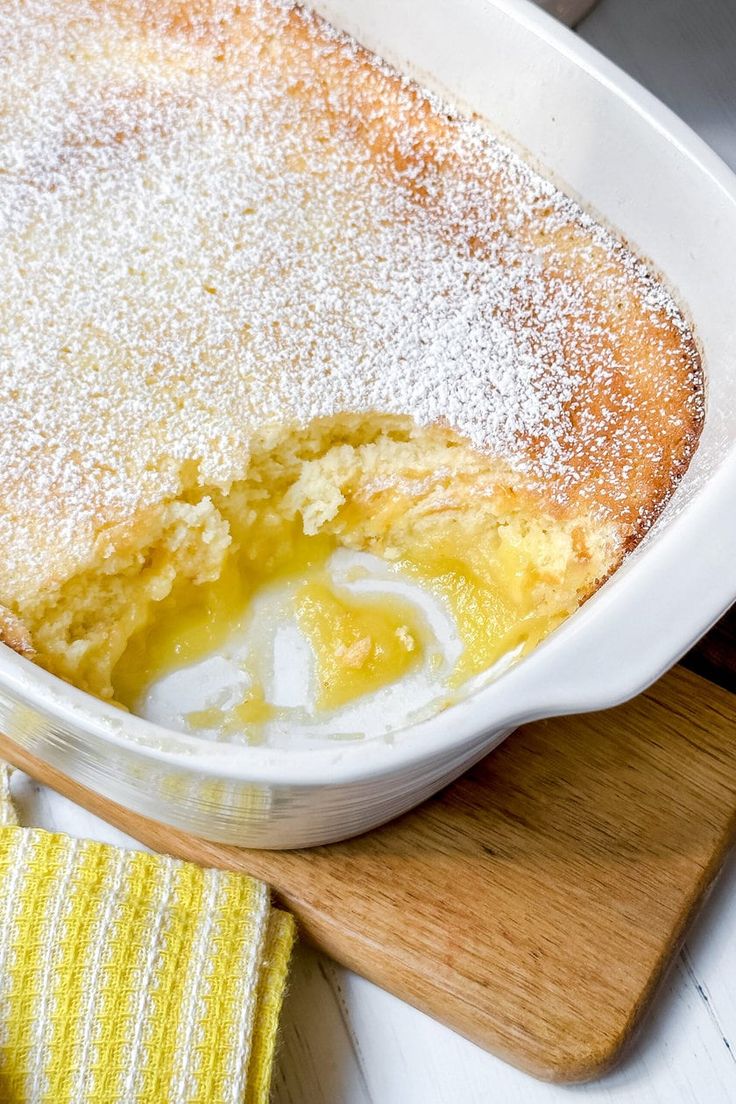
[1,0,735,847]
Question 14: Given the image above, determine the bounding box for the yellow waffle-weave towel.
[0,764,295,1104]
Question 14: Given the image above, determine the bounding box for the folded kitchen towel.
[0,763,295,1104]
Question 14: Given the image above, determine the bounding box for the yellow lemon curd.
[24,417,616,731]
[110,500,562,719]
[295,582,425,711]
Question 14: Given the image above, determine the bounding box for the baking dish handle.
[487,463,736,723]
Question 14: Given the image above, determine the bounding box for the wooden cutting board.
[2,647,736,1083]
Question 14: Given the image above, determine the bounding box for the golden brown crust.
[133,0,703,530]
[0,606,35,660]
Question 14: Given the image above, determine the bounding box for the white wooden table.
[19,1,736,1100]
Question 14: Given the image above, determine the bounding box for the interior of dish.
[16,414,618,741]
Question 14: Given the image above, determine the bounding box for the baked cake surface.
[0,0,703,704]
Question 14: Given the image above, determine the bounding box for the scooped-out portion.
[12,415,619,742]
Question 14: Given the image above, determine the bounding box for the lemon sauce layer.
[75,417,620,747]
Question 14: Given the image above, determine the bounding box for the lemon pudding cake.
[0,0,703,741]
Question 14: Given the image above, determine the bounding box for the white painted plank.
[272,948,374,1104]
[677,847,736,1070]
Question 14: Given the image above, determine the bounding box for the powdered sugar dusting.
[0,0,702,605]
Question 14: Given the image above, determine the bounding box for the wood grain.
[2,665,736,1081]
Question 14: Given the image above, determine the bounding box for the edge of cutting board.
[2,664,736,1082]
